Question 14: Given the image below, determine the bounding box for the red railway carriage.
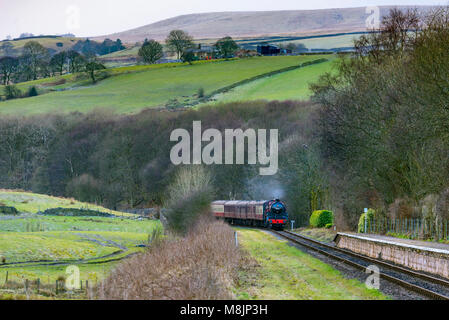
[211,199,288,229]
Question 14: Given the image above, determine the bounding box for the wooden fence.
[1,271,93,298]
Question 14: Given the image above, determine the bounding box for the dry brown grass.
[95,220,240,300]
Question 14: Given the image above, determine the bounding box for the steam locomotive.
[211,199,288,230]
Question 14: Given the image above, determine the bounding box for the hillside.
[0,55,331,115]
[0,37,80,57]
[93,6,435,43]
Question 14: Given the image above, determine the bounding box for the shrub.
[27,86,38,97]
[309,210,333,228]
[147,224,164,246]
[181,51,196,65]
[0,206,18,215]
[325,223,333,229]
[41,207,113,217]
[197,87,205,98]
[96,220,240,300]
[357,209,375,233]
[164,166,214,234]
[4,85,22,100]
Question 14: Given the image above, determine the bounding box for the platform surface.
[338,232,449,255]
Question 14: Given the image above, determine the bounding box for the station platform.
[334,232,449,279]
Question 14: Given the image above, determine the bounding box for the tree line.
[311,7,449,227]
[0,38,124,85]
[0,101,322,225]
[138,30,239,64]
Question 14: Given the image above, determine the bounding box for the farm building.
[257,44,292,56]
[188,44,217,60]
[257,44,280,55]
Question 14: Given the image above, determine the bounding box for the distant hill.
[93,6,436,43]
[0,36,80,57]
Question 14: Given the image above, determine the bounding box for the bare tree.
[214,36,239,59]
[84,58,106,83]
[0,56,19,85]
[165,30,194,59]
[21,41,50,80]
[138,39,164,64]
[50,51,67,75]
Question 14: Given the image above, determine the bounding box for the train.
[211,199,289,230]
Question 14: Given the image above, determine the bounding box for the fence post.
[4,271,8,285]
[234,231,238,247]
[37,278,40,294]
[364,208,368,233]
[55,280,58,295]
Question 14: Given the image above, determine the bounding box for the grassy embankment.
[234,228,387,300]
[0,55,332,115]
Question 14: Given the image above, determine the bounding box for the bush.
[309,210,333,228]
[4,85,22,100]
[27,86,38,97]
[357,209,375,233]
[181,51,196,65]
[164,166,214,234]
[0,206,18,215]
[41,207,113,217]
[325,223,333,229]
[97,220,240,300]
[197,87,205,98]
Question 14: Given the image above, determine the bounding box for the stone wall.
[335,233,449,279]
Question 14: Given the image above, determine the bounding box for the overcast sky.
[0,0,447,40]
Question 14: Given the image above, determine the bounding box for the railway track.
[273,229,449,300]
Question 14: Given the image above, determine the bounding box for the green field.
[0,190,133,217]
[203,58,335,104]
[284,34,359,50]
[235,228,387,300]
[0,190,161,295]
[234,33,359,51]
[0,55,332,115]
[0,213,160,294]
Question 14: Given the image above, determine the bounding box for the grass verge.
[234,228,387,300]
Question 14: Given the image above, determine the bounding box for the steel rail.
[274,230,449,300]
